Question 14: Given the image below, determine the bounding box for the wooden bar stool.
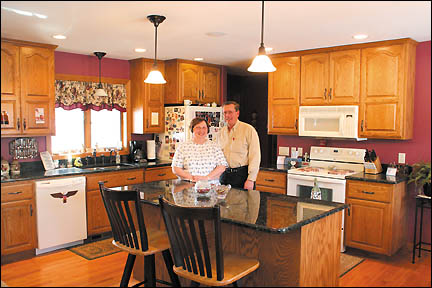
[159,196,260,287]
[99,182,180,287]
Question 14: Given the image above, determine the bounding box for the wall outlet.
[279,146,290,156]
[398,153,406,164]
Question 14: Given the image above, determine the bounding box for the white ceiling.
[1,1,431,74]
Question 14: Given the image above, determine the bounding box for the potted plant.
[408,162,431,196]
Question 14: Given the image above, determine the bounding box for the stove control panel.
[310,146,365,163]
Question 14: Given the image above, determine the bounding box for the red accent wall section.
[54,51,130,79]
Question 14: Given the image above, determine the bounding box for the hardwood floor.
[1,246,430,287]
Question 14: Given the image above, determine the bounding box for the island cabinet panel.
[268,56,300,135]
[85,169,144,235]
[164,59,221,105]
[345,180,408,256]
[1,181,37,255]
[256,169,287,194]
[1,39,57,137]
[359,40,417,139]
[129,58,165,134]
[144,166,177,182]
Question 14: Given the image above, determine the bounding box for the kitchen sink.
[82,163,136,171]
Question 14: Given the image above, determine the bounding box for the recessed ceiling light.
[134,48,146,53]
[52,34,66,40]
[194,57,204,61]
[353,34,368,40]
[205,32,226,37]
[1,7,47,19]
[265,47,273,53]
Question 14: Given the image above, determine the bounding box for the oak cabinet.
[268,56,300,135]
[300,49,360,106]
[345,180,408,256]
[129,58,165,133]
[165,59,221,105]
[359,40,417,139]
[256,169,287,194]
[1,39,57,136]
[1,181,37,255]
[144,166,177,182]
[86,169,144,235]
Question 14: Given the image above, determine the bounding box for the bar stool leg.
[412,198,419,264]
[162,249,181,286]
[144,254,156,287]
[418,200,424,259]
[121,254,136,287]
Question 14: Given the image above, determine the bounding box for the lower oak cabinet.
[86,169,144,236]
[256,169,287,194]
[345,180,408,256]
[1,181,37,255]
[144,166,177,182]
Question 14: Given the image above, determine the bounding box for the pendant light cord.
[260,0,264,47]
[154,23,158,67]
[98,56,102,88]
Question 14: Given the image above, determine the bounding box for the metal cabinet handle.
[347,204,351,217]
[127,177,136,180]
[147,119,149,128]
[30,204,33,216]
[329,88,332,100]
[198,90,201,100]
[103,180,108,183]
[158,173,166,177]
[361,120,364,132]
[23,118,27,130]
[17,117,20,130]
[324,88,327,99]
[8,191,22,195]
[295,119,298,130]
[202,89,204,100]
[362,191,375,195]
[264,179,275,182]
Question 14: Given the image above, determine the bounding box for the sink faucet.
[109,149,115,164]
[92,149,97,165]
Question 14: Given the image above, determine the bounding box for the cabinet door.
[300,53,329,105]
[359,45,404,138]
[179,63,200,102]
[86,189,111,235]
[201,66,220,104]
[1,42,21,135]
[345,198,391,255]
[268,56,300,134]
[20,46,55,135]
[1,199,37,254]
[144,61,165,133]
[329,49,360,104]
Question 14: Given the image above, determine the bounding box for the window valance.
[55,80,127,112]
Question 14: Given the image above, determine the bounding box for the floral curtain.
[55,80,127,112]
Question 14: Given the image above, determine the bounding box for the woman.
[172,118,227,183]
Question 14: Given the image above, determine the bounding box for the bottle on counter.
[115,150,121,164]
[311,178,322,200]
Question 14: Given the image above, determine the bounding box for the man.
[218,101,261,190]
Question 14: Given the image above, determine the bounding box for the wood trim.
[270,38,418,59]
[84,110,91,151]
[55,74,129,84]
[165,58,222,69]
[1,38,58,50]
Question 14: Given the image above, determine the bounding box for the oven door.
[287,174,346,203]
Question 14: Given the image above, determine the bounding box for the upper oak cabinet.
[359,39,417,139]
[164,59,220,105]
[300,49,360,105]
[1,39,57,137]
[129,58,165,133]
[268,56,300,135]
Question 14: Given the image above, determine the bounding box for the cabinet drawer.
[1,182,33,202]
[256,170,287,189]
[144,166,177,182]
[86,169,144,191]
[347,180,392,203]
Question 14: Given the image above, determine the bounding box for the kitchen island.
[113,180,346,287]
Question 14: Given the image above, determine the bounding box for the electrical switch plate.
[398,153,406,164]
[279,146,290,156]
[298,147,303,157]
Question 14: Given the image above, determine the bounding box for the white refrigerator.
[158,105,224,161]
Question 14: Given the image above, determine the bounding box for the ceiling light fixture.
[144,15,166,84]
[194,57,204,61]
[353,34,368,40]
[93,52,108,97]
[52,34,66,40]
[135,48,146,53]
[248,1,276,73]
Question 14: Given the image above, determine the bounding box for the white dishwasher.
[35,176,87,255]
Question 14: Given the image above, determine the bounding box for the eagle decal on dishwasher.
[50,190,78,203]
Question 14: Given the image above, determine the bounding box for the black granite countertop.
[346,172,407,184]
[0,160,172,184]
[112,179,347,234]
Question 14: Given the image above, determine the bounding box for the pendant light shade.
[144,15,166,84]
[247,1,276,73]
[94,52,108,97]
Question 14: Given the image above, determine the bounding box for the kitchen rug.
[340,253,365,277]
[67,238,121,260]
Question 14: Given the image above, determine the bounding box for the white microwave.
[298,105,366,140]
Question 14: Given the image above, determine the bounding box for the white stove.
[287,146,365,252]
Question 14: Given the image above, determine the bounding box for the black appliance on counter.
[129,140,146,163]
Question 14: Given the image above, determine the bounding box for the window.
[51,108,126,155]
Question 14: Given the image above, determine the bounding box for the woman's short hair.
[190,118,210,133]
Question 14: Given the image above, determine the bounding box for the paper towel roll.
[146,140,156,160]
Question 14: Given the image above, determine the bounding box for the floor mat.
[67,238,121,260]
[340,253,365,277]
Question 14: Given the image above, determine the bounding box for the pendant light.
[144,15,166,84]
[93,52,108,97]
[247,1,276,73]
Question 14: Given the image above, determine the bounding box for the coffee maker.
[129,140,145,163]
